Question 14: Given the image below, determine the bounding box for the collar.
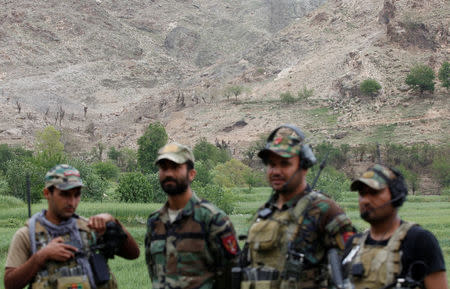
[160,192,201,223]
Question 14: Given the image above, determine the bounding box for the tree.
[117,172,153,202]
[193,138,230,169]
[405,64,435,94]
[360,79,382,96]
[137,122,168,174]
[438,61,450,89]
[34,126,66,169]
[0,144,32,174]
[225,85,244,101]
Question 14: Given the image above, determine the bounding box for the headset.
[371,166,408,207]
[262,124,317,169]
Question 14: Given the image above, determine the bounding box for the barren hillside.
[0,0,448,156]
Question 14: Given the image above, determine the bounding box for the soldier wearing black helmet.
[342,164,447,289]
[238,124,355,289]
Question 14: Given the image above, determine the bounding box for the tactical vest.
[243,191,327,289]
[349,221,417,289]
[146,198,219,289]
[28,213,118,289]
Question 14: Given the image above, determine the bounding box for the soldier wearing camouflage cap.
[145,142,239,289]
[342,164,447,289]
[239,124,355,289]
[4,164,140,289]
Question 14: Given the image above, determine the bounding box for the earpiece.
[371,166,408,207]
[265,124,316,169]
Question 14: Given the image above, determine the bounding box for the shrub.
[297,86,314,100]
[148,173,166,203]
[360,79,382,96]
[117,172,153,202]
[92,161,120,181]
[396,165,419,195]
[0,144,32,174]
[307,166,349,201]
[225,85,244,101]
[67,159,108,201]
[212,159,253,188]
[5,159,46,203]
[34,126,66,169]
[0,195,25,209]
[313,142,351,169]
[405,64,435,94]
[0,175,10,195]
[193,138,230,169]
[438,61,450,89]
[137,122,168,174]
[280,92,296,104]
[431,158,450,187]
[192,160,213,187]
[193,183,234,214]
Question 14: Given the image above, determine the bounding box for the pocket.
[150,240,166,264]
[248,219,281,251]
[56,275,91,289]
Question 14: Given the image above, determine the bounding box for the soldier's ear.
[188,168,196,182]
[43,187,50,199]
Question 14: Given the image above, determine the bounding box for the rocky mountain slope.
[0,0,448,156]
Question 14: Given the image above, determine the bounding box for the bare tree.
[15,101,21,114]
[58,105,65,126]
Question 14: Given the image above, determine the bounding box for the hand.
[38,237,77,262]
[88,213,116,235]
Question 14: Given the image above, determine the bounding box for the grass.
[0,189,449,288]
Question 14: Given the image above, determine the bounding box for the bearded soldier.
[4,164,140,289]
[342,164,447,289]
[145,142,239,289]
[239,124,355,289]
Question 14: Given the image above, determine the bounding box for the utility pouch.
[89,253,110,284]
[56,275,91,289]
[248,219,281,251]
[281,249,304,281]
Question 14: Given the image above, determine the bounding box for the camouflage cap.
[44,164,84,190]
[155,142,195,165]
[258,135,302,160]
[350,164,395,191]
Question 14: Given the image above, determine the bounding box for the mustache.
[162,177,177,183]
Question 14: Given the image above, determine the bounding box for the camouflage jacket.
[245,186,355,288]
[145,193,239,289]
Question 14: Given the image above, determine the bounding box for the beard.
[160,176,189,196]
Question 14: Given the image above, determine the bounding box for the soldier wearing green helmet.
[238,124,355,289]
[4,164,140,289]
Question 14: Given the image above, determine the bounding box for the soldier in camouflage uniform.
[240,124,355,289]
[145,142,239,289]
[4,164,140,289]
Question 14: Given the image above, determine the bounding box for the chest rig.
[243,191,326,289]
[349,221,416,289]
[28,211,117,289]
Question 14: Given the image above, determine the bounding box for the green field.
[1,189,449,288]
